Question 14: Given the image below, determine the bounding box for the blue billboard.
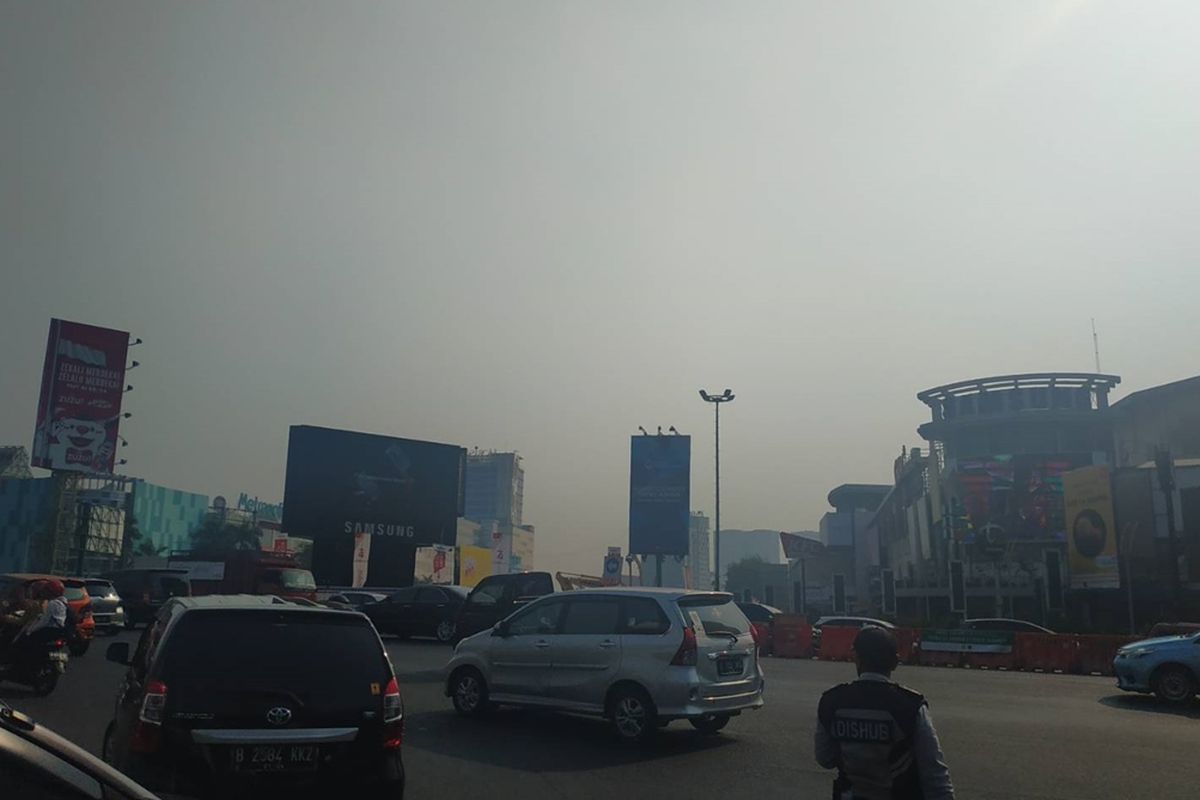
[629,435,691,556]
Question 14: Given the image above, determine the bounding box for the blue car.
[1113,631,1200,704]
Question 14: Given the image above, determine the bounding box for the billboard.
[31,319,130,474]
[282,426,467,587]
[629,435,691,556]
[948,453,1095,547]
[1063,465,1119,589]
[414,545,455,584]
[459,545,492,588]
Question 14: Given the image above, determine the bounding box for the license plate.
[232,745,318,773]
[49,652,68,662]
[717,657,744,677]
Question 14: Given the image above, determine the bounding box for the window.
[561,599,620,635]
[160,611,388,706]
[417,588,447,604]
[388,588,418,604]
[0,743,103,800]
[680,597,750,637]
[278,569,315,590]
[467,580,506,607]
[507,599,564,636]
[622,597,669,634]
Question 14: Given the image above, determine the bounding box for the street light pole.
[699,389,734,590]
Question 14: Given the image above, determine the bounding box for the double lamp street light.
[699,388,734,591]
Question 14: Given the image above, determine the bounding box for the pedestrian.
[814,626,955,800]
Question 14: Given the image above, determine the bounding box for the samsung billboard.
[628,434,691,556]
[282,425,466,586]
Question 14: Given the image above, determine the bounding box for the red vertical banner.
[31,319,130,474]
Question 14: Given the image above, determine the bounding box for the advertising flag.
[1063,465,1119,589]
[629,435,691,556]
[31,319,130,474]
[352,532,371,588]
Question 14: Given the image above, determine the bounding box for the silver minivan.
[443,588,765,743]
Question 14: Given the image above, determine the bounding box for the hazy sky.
[4,2,1199,574]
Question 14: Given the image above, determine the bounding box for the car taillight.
[52,639,66,648]
[382,678,404,749]
[132,680,167,753]
[670,626,698,666]
[748,624,762,647]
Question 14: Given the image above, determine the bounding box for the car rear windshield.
[85,581,112,594]
[63,586,87,601]
[677,596,750,637]
[159,610,389,700]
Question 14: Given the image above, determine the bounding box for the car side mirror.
[106,642,131,666]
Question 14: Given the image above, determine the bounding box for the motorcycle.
[0,635,70,696]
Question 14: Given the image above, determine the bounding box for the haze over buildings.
[3,3,1200,574]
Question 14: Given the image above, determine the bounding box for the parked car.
[1147,621,1200,638]
[103,596,405,798]
[452,572,556,642]
[1114,630,1200,704]
[0,574,95,656]
[100,569,191,629]
[325,591,390,610]
[444,588,765,744]
[363,585,470,642]
[1,699,160,800]
[961,618,1055,634]
[737,601,782,655]
[80,578,126,634]
[811,615,895,651]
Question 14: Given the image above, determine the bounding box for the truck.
[166,550,317,601]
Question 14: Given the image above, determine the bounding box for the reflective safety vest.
[818,680,927,800]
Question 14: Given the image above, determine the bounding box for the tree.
[724,555,766,600]
[189,517,261,558]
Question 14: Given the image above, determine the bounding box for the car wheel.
[689,713,731,734]
[31,665,59,697]
[1153,665,1197,704]
[436,620,456,644]
[609,686,657,745]
[451,668,490,716]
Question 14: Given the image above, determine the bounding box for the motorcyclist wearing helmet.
[20,579,69,644]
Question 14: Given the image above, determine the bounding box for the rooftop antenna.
[1091,318,1102,372]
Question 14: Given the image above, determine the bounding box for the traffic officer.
[814,626,955,800]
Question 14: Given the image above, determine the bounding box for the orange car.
[0,573,95,656]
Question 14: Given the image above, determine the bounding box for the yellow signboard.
[1063,465,1119,589]
[459,545,493,588]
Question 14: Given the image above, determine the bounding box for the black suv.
[103,597,405,798]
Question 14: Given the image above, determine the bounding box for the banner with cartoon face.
[31,319,130,474]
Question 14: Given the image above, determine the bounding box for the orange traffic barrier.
[771,614,813,659]
[1075,635,1136,676]
[1013,633,1077,673]
[817,625,859,662]
[961,651,1016,670]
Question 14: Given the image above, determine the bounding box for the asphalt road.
[4,632,1199,799]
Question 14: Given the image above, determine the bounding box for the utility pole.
[699,389,735,590]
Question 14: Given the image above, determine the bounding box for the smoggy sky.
[4,2,1199,574]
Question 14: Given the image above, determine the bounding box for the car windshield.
[63,585,87,602]
[278,569,316,590]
